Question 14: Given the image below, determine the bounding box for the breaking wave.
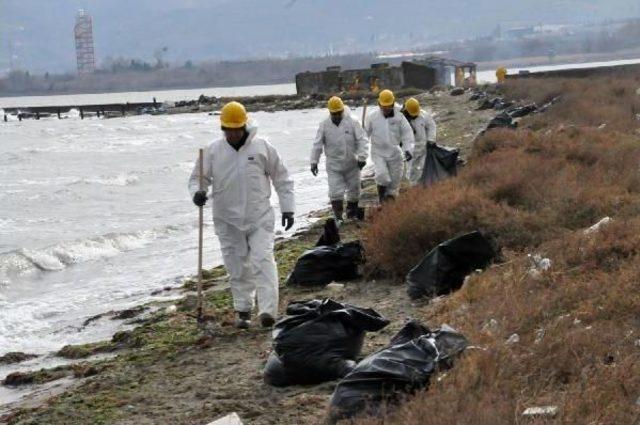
[17,173,140,187]
[0,224,184,282]
[71,174,140,187]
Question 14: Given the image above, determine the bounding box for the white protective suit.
[188,124,295,318]
[310,110,369,202]
[365,106,415,196]
[407,109,437,185]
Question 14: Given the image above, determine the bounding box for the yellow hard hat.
[378,89,395,107]
[327,96,344,113]
[404,97,421,117]
[220,101,247,128]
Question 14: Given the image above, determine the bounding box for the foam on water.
[72,174,141,187]
[0,218,15,230]
[14,173,140,187]
[0,224,185,281]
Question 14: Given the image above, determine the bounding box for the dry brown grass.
[364,126,640,277]
[354,220,640,425]
[356,74,640,424]
[499,72,640,133]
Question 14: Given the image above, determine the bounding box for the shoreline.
[0,206,344,422]
[0,196,359,412]
[0,89,497,424]
[0,88,426,120]
[0,208,330,390]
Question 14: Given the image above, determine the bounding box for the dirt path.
[2,91,495,425]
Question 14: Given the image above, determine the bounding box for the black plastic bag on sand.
[419,142,459,186]
[327,320,468,423]
[286,241,364,286]
[263,299,389,387]
[406,231,496,300]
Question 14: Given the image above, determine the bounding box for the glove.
[282,212,294,230]
[357,161,366,170]
[193,190,208,207]
[310,164,318,176]
[404,151,413,162]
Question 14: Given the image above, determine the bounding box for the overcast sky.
[2,0,639,73]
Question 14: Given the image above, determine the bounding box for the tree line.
[1,19,639,96]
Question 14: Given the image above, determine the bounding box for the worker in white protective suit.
[189,101,295,329]
[364,89,415,202]
[402,97,437,185]
[310,96,369,222]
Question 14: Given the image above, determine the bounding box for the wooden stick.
[361,100,368,128]
[196,148,205,322]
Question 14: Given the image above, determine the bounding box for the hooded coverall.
[407,109,437,185]
[188,125,294,318]
[365,106,415,197]
[310,112,369,203]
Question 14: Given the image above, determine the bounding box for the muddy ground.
[1,91,497,425]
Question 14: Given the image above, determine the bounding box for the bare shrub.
[352,75,640,425]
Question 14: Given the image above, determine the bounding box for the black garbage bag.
[477,97,499,110]
[487,112,517,130]
[327,321,468,423]
[406,231,497,300]
[507,103,537,118]
[469,91,486,101]
[493,99,514,110]
[286,241,364,286]
[388,319,432,345]
[419,142,459,186]
[316,218,341,247]
[263,299,389,387]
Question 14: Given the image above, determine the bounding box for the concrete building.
[413,57,477,87]
[295,58,476,95]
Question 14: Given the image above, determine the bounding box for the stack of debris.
[471,89,561,133]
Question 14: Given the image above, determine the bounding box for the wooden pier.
[2,100,160,121]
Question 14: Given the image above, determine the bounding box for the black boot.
[331,200,344,221]
[377,185,387,203]
[346,201,359,219]
[258,312,275,328]
[235,311,251,329]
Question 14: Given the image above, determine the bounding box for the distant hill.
[2,0,639,73]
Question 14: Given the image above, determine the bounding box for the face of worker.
[403,110,416,121]
[380,104,394,117]
[330,111,343,126]
[223,127,246,144]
